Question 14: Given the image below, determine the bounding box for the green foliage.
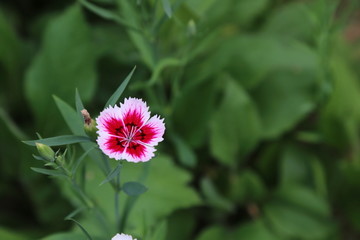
[1,0,360,239]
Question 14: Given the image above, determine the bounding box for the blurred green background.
[1,0,360,239]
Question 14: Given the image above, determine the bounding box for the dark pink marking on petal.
[105,136,127,154]
[125,141,147,159]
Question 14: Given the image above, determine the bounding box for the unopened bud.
[36,143,55,162]
[81,109,97,140]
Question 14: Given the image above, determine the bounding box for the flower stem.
[115,167,121,232]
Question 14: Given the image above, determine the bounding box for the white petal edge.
[112,233,137,240]
[142,114,165,146]
[122,144,156,163]
[119,97,150,126]
[96,105,122,133]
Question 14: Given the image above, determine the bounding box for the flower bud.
[36,143,55,162]
[81,109,97,140]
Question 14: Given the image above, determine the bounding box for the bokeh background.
[1,0,360,239]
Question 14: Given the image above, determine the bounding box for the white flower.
[112,233,137,240]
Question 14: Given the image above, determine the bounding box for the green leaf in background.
[195,225,230,240]
[54,95,85,136]
[233,220,280,240]
[123,181,148,196]
[31,167,67,178]
[320,52,360,151]
[210,78,261,166]
[116,0,155,69]
[262,1,315,41]
[75,89,85,125]
[23,135,91,146]
[24,4,97,133]
[166,210,196,240]
[221,34,319,89]
[77,155,201,237]
[251,70,318,139]
[41,232,90,240]
[200,178,234,213]
[99,163,122,186]
[279,144,327,196]
[172,79,218,148]
[161,0,172,18]
[264,184,336,239]
[148,219,167,240]
[105,66,136,107]
[230,170,266,204]
[233,0,269,26]
[0,10,21,77]
[0,227,27,240]
[171,134,197,168]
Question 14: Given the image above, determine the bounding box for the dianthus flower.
[96,97,165,162]
[112,233,137,240]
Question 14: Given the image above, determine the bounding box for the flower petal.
[97,134,126,160]
[136,115,165,146]
[122,143,156,163]
[96,105,123,135]
[112,233,136,240]
[120,97,150,128]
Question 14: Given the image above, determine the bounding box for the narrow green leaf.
[75,89,85,124]
[201,178,234,212]
[105,66,136,107]
[149,219,167,240]
[123,181,148,196]
[32,154,47,161]
[54,95,85,136]
[31,167,67,177]
[65,218,93,240]
[0,107,28,140]
[99,163,122,186]
[64,207,87,220]
[161,0,172,18]
[172,134,196,168]
[23,135,91,146]
[72,146,95,175]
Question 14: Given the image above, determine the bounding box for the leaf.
[264,184,335,239]
[171,134,197,168]
[233,0,269,26]
[23,135,91,146]
[41,233,86,240]
[72,146,96,175]
[105,66,136,107]
[149,219,167,240]
[200,178,234,212]
[195,226,230,240]
[252,70,318,139]
[77,155,201,236]
[263,1,314,41]
[123,181,148,196]
[117,0,155,69]
[172,79,218,148]
[65,218,93,240]
[233,220,281,240]
[0,227,27,240]
[230,170,267,204]
[99,163,122,186]
[75,89,85,124]
[210,78,262,165]
[31,167,67,177]
[24,4,97,133]
[161,0,172,18]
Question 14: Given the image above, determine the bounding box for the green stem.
[115,167,121,231]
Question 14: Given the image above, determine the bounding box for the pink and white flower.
[96,97,165,162]
[112,233,137,240]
